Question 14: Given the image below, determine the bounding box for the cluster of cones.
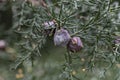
[43,21,83,53]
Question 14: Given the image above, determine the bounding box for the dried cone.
[43,20,56,36]
[54,28,71,46]
[43,21,55,29]
[67,37,83,52]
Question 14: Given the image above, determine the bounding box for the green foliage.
[13,0,120,79]
[0,0,120,80]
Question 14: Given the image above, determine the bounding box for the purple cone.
[54,28,71,46]
[114,36,120,44]
[67,37,83,52]
[0,40,6,51]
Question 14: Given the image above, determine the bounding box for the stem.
[73,75,81,80]
[64,50,81,80]
[67,50,72,65]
